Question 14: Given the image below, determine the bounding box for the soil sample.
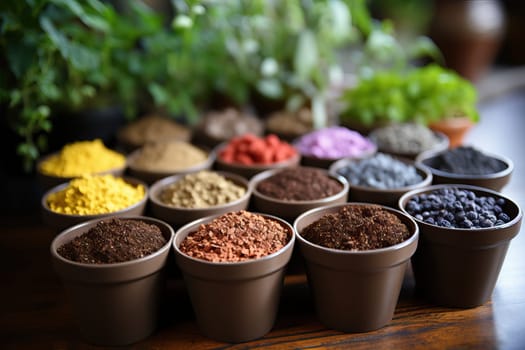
[256,167,342,201]
[57,218,167,264]
[301,204,411,250]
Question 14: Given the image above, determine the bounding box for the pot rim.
[249,166,349,205]
[149,170,251,212]
[50,215,174,269]
[398,183,523,235]
[415,148,514,180]
[293,202,419,255]
[173,211,295,267]
[42,176,148,219]
[328,155,434,194]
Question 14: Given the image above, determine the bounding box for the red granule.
[219,134,297,165]
[179,211,291,262]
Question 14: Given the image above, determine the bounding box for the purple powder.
[294,126,376,159]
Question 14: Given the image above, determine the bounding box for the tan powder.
[132,141,208,172]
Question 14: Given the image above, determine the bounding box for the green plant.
[0,0,166,170]
[150,0,378,129]
[206,0,373,127]
[339,64,480,127]
[405,64,480,123]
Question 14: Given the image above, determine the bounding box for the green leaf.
[6,40,36,78]
[257,79,283,99]
[148,83,169,105]
[51,0,111,33]
[40,16,100,71]
[408,36,444,64]
[294,30,318,80]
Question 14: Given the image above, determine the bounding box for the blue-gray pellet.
[336,153,423,189]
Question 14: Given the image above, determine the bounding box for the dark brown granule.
[256,167,343,201]
[179,211,290,262]
[301,205,410,251]
[57,218,167,264]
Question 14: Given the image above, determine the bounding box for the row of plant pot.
[40,137,514,234]
[51,181,523,346]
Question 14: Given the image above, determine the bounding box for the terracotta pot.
[428,117,475,148]
[428,0,505,82]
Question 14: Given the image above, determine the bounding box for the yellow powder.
[132,141,208,172]
[46,175,145,215]
[39,139,126,177]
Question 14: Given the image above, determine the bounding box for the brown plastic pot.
[399,184,523,308]
[294,203,419,332]
[173,213,295,343]
[50,216,174,346]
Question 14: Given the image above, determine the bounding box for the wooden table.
[2,88,525,349]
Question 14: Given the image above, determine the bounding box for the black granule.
[301,205,411,250]
[427,146,507,175]
[58,218,167,264]
[256,167,343,201]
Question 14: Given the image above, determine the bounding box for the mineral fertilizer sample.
[39,139,125,177]
[159,171,246,208]
[294,126,375,159]
[370,123,443,155]
[425,146,507,175]
[117,114,191,148]
[179,211,290,262]
[404,187,512,228]
[219,134,297,165]
[46,174,145,215]
[131,141,208,172]
[335,153,423,189]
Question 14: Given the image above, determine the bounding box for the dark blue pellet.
[405,187,512,229]
[498,213,511,222]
